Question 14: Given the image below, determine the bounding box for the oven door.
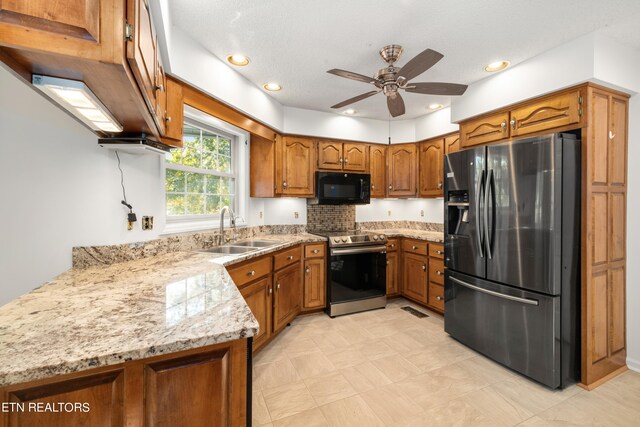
[327,245,387,305]
[316,172,370,205]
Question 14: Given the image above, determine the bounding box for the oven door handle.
[330,245,387,256]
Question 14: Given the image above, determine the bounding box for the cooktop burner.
[311,230,387,248]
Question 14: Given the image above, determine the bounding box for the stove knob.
[373,235,379,241]
[341,237,348,243]
[333,238,340,243]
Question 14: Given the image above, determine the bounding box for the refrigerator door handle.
[475,170,485,258]
[484,169,494,259]
[450,277,539,306]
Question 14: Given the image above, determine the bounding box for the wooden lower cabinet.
[239,276,272,351]
[386,251,400,296]
[273,262,302,333]
[402,252,428,304]
[0,339,248,427]
[303,258,326,310]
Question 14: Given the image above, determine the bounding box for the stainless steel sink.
[200,246,258,254]
[233,239,279,248]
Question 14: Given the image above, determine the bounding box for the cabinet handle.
[388,185,393,190]
[436,295,443,301]
[422,264,427,271]
[305,267,310,274]
[268,287,273,295]
[372,184,375,189]
[390,244,395,248]
[386,260,390,265]
[438,181,443,189]
[510,118,517,130]
[276,282,281,290]
[436,270,443,276]
[412,245,418,250]
[436,250,444,255]
[247,270,256,276]
[609,131,616,141]
[155,84,164,92]
[312,249,320,254]
[283,181,288,188]
[344,158,349,164]
[165,116,172,123]
[501,120,507,131]
[287,255,293,260]
[339,157,343,164]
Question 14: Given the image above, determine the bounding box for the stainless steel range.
[312,230,387,317]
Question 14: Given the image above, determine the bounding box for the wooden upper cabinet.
[162,76,184,145]
[510,90,583,137]
[279,136,315,196]
[127,0,158,118]
[0,0,120,62]
[369,145,386,198]
[610,96,627,187]
[444,133,461,154]
[388,144,417,197]
[154,64,167,135]
[317,140,343,170]
[317,141,368,171]
[460,111,509,148]
[343,142,367,171]
[419,138,444,197]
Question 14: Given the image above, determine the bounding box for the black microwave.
[311,172,371,205]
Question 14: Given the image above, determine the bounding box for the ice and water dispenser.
[446,190,469,236]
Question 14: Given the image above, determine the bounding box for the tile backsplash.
[306,205,356,232]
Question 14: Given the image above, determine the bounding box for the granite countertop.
[0,233,325,387]
[372,228,444,243]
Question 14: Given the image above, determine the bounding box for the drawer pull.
[436,295,443,301]
[390,243,396,248]
[312,249,320,254]
[276,282,281,290]
[436,250,444,255]
[412,245,418,250]
[436,271,443,276]
[287,255,294,260]
[268,287,273,295]
[386,260,390,265]
[422,264,427,271]
[247,270,256,276]
[305,267,310,274]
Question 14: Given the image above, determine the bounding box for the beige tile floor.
[252,298,640,426]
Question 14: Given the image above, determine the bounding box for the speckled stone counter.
[371,229,444,243]
[0,233,326,388]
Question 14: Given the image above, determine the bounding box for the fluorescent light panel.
[32,75,123,133]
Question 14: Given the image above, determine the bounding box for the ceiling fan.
[327,45,468,117]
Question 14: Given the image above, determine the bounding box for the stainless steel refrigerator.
[443,132,580,388]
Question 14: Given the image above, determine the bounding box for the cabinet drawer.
[429,258,445,285]
[428,243,444,259]
[228,256,272,288]
[274,246,302,271]
[510,90,582,137]
[402,239,428,255]
[460,111,510,148]
[386,239,399,252]
[304,243,326,258]
[428,283,445,312]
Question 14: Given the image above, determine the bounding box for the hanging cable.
[115,151,136,230]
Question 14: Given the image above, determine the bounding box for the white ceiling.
[170,0,640,120]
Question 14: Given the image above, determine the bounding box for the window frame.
[162,106,248,234]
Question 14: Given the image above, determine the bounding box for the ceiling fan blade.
[327,69,376,84]
[404,82,468,96]
[397,49,444,81]
[387,93,405,117]
[331,90,379,109]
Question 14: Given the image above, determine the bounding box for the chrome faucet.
[220,206,236,244]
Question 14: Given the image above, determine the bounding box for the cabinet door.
[402,253,428,304]
[510,90,582,137]
[0,0,120,62]
[419,138,444,197]
[127,0,158,118]
[386,251,399,296]
[388,144,417,197]
[163,77,184,145]
[369,145,386,197]
[460,111,509,148]
[154,64,167,135]
[317,140,343,170]
[280,136,315,196]
[273,262,302,332]
[239,277,272,351]
[303,258,326,310]
[4,369,124,426]
[444,133,461,154]
[343,143,368,171]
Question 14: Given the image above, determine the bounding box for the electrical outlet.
[294,211,299,219]
[420,210,424,217]
[388,210,392,217]
[259,211,263,219]
[142,216,154,230]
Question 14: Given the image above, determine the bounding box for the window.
[165,120,237,219]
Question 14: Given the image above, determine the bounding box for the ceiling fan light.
[263,82,282,91]
[427,103,444,110]
[226,54,250,66]
[484,60,510,72]
[343,109,356,115]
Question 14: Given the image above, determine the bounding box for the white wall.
[283,106,415,144]
[356,199,444,224]
[414,107,458,141]
[625,95,640,372]
[0,66,166,306]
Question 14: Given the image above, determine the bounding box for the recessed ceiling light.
[263,82,282,91]
[427,103,444,111]
[226,54,250,66]
[343,108,356,115]
[484,60,510,72]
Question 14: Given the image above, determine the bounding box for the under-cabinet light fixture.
[32,75,123,133]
